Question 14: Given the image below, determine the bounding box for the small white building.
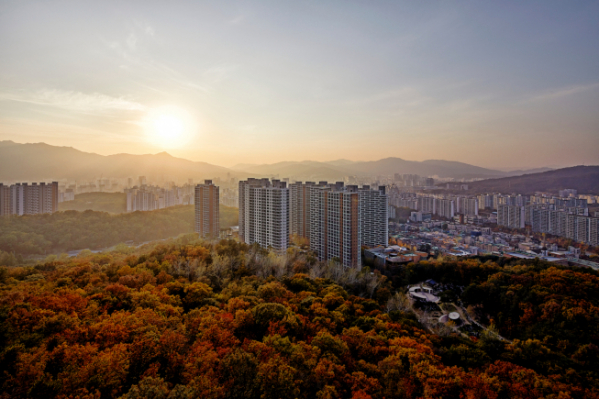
[408,285,440,303]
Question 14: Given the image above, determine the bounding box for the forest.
[0,205,239,258]
[0,236,597,398]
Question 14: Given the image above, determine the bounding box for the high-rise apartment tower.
[239,178,289,251]
[309,183,361,268]
[359,185,389,248]
[497,204,525,229]
[0,182,58,216]
[0,184,11,217]
[289,181,318,241]
[195,180,220,238]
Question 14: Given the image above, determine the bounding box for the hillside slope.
[0,204,238,255]
[467,165,599,194]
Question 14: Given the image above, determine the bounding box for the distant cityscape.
[186,173,599,271]
[0,175,240,215]
[390,189,597,246]
[2,171,598,269]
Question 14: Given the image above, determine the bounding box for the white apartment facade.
[239,178,289,251]
[497,204,525,229]
[463,197,479,216]
[435,198,455,219]
[359,185,389,248]
[531,207,599,246]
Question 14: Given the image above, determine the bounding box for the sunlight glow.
[142,105,196,149]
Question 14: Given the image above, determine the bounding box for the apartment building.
[58,189,75,203]
[435,198,455,219]
[239,178,289,251]
[462,197,479,216]
[477,194,494,210]
[126,184,194,212]
[309,183,361,268]
[451,196,462,214]
[531,207,599,245]
[494,194,525,210]
[359,185,389,248]
[302,182,388,268]
[497,204,525,229]
[591,218,598,247]
[0,182,58,216]
[0,184,10,217]
[126,189,155,212]
[418,196,435,214]
[240,178,388,267]
[10,184,25,215]
[289,181,319,241]
[414,195,457,220]
[530,207,550,233]
[195,180,220,238]
[396,198,419,210]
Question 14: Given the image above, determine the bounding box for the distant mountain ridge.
[497,167,554,175]
[232,157,543,180]
[467,165,599,195]
[0,140,555,182]
[0,141,239,181]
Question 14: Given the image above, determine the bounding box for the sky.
[0,1,598,170]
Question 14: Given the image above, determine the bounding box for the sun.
[142,105,196,149]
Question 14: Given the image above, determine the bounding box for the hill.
[0,204,238,256]
[0,141,243,181]
[467,165,599,194]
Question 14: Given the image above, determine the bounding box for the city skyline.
[1,1,598,169]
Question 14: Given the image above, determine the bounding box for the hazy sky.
[1,1,598,169]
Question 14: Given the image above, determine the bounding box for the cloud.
[101,34,211,94]
[528,82,599,102]
[0,89,145,113]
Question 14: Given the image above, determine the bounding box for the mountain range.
[0,140,554,182]
[231,158,553,180]
[0,141,236,181]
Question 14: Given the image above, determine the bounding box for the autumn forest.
[0,236,598,398]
